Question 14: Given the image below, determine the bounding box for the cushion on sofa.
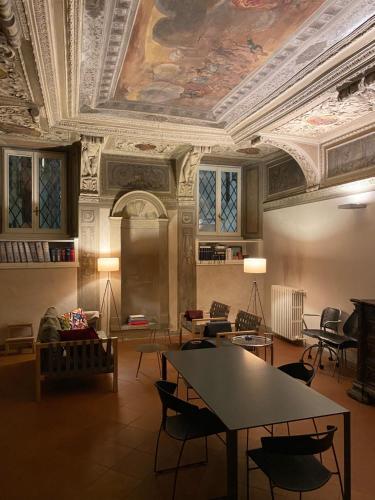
[59,328,99,341]
[68,308,89,329]
[58,313,71,330]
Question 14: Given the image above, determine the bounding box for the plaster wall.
[263,190,375,328]
[0,268,77,343]
[196,264,265,323]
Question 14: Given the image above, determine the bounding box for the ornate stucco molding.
[176,146,211,200]
[65,0,82,117]
[260,136,320,189]
[231,42,375,143]
[80,135,104,196]
[0,0,21,48]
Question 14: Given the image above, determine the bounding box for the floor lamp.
[98,257,121,335]
[244,258,267,328]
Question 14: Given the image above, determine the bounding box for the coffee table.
[231,334,274,365]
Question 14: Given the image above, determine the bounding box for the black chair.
[178,339,216,399]
[300,307,341,369]
[258,363,318,444]
[247,426,343,500]
[277,362,318,436]
[318,310,358,379]
[154,380,226,500]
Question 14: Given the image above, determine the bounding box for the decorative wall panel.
[326,132,375,180]
[266,157,306,197]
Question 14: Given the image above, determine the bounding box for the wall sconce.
[337,203,367,209]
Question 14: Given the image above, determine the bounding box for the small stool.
[135,343,167,378]
[5,323,34,354]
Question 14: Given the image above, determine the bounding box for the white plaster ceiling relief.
[110,138,181,158]
[272,81,375,139]
[215,0,375,125]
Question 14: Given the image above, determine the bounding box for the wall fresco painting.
[115,0,326,111]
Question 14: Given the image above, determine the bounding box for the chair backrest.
[210,301,230,319]
[235,310,262,332]
[343,309,359,338]
[261,426,337,456]
[155,381,199,427]
[320,307,341,332]
[181,339,216,350]
[278,362,316,387]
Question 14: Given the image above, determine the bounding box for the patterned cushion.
[69,308,89,329]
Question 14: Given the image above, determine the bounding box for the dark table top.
[164,347,349,431]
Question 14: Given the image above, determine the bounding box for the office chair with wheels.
[247,426,343,500]
[154,380,226,500]
[300,307,341,369]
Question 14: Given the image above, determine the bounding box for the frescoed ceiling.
[114,0,325,113]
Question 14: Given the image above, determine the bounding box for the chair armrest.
[216,330,234,338]
[302,313,320,318]
[322,319,341,331]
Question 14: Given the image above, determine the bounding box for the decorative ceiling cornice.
[23,0,61,125]
[65,0,82,118]
[231,40,375,143]
[217,0,375,124]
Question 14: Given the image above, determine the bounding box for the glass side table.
[231,334,274,365]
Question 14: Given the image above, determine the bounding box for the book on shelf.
[0,242,7,262]
[5,241,14,262]
[29,242,38,262]
[12,241,21,262]
[18,242,27,262]
[23,242,33,262]
[42,241,51,262]
[35,241,45,262]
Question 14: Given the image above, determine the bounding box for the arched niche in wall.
[110,191,169,327]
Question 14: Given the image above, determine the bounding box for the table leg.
[226,430,238,499]
[343,411,351,500]
[270,344,274,366]
[161,353,167,380]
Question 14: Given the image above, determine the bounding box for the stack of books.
[127,315,149,326]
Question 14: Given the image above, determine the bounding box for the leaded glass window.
[8,155,32,229]
[3,149,66,235]
[221,171,238,233]
[199,170,216,232]
[39,157,62,229]
[198,166,241,235]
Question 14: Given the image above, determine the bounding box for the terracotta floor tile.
[1,337,375,499]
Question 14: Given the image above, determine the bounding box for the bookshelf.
[0,239,77,267]
[195,239,263,266]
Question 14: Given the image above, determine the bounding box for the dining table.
[162,345,351,500]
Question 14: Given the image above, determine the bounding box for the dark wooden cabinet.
[348,299,375,404]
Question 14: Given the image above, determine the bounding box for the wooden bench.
[35,336,118,402]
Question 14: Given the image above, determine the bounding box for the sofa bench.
[35,307,118,402]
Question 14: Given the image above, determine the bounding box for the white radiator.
[271,285,305,341]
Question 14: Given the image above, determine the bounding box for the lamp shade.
[244,257,266,274]
[97,257,119,272]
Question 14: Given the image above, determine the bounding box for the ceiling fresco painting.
[115,0,326,112]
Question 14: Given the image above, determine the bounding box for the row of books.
[0,241,75,263]
[127,314,149,326]
[198,244,243,261]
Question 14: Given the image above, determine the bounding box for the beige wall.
[263,190,375,327]
[0,268,78,343]
[196,264,265,322]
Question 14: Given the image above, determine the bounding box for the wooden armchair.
[179,301,230,343]
[216,309,263,339]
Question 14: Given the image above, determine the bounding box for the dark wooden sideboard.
[348,298,375,404]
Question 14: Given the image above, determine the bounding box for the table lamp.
[98,257,121,334]
[244,258,267,327]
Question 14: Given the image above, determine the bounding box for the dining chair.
[247,426,343,500]
[300,307,341,369]
[154,380,226,500]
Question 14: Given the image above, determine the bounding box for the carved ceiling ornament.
[80,135,104,195]
[0,0,21,48]
[260,137,320,190]
[176,146,211,200]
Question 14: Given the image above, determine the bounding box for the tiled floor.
[1,336,374,500]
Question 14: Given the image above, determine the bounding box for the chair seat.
[248,448,332,492]
[165,407,226,441]
[303,329,325,339]
[318,331,358,349]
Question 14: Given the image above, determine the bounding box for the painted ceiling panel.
[115,0,326,111]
